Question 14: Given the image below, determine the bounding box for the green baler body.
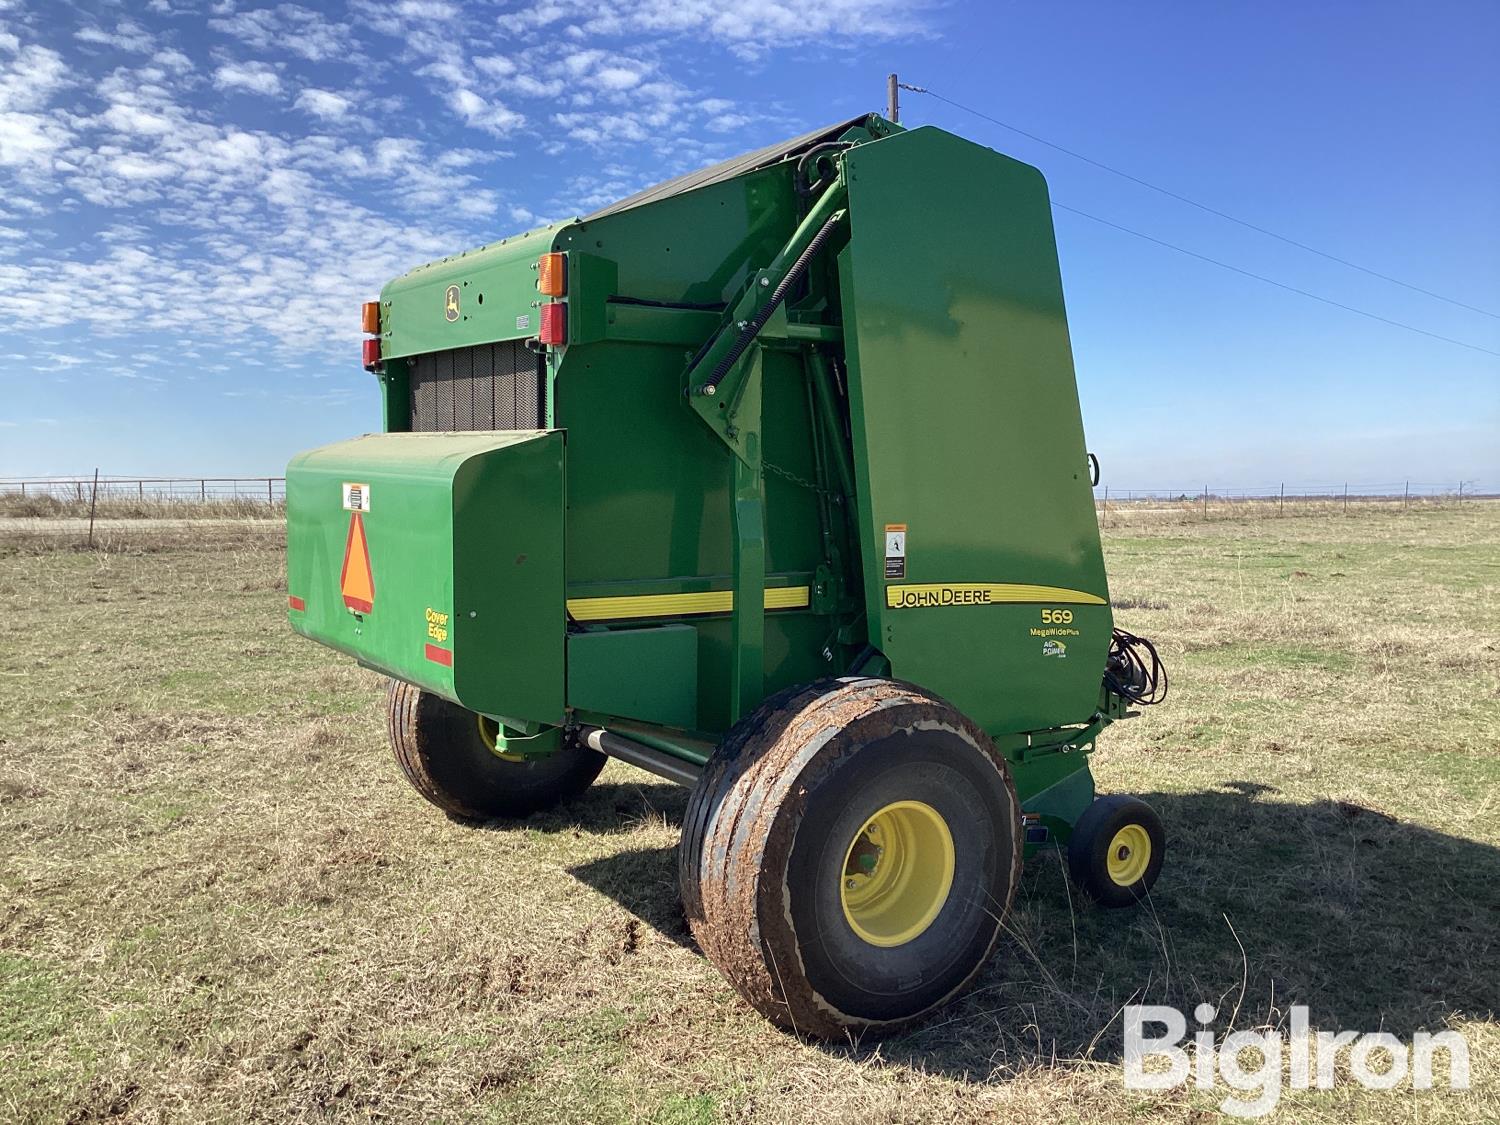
[287,431,565,726]
[286,116,1116,814]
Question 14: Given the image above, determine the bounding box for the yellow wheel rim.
[476,715,525,763]
[1106,823,1152,886]
[839,800,955,947]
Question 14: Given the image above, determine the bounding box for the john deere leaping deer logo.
[443,284,461,322]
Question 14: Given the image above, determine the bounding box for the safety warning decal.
[340,512,375,614]
[341,482,370,512]
[884,523,906,580]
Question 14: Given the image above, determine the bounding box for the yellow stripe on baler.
[567,585,811,622]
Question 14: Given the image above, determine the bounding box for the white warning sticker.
[342,482,371,512]
[884,523,906,580]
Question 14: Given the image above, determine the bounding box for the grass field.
[1,506,1496,1123]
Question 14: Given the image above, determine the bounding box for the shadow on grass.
[462,777,690,838]
[567,779,1500,1077]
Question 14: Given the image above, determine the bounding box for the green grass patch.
[0,508,1495,1123]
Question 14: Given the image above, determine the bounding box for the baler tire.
[384,680,605,821]
[1067,794,1165,908]
[678,677,1022,1040]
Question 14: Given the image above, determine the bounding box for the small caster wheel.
[1068,794,1165,907]
[385,680,604,821]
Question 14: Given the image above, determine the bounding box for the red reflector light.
[362,337,381,370]
[361,301,380,334]
[539,302,566,346]
[425,643,453,667]
[288,595,305,611]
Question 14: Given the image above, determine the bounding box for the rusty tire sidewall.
[683,677,1021,1039]
[684,684,828,936]
[776,719,1015,1024]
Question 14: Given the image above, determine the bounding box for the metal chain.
[762,460,830,494]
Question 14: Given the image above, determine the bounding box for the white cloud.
[473,55,516,79]
[152,48,193,73]
[593,65,644,91]
[448,88,523,136]
[0,111,71,173]
[706,113,752,132]
[75,20,156,54]
[208,5,362,64]
[213,61,282,97]
[0,42,69,113]
[515,0,929,55]
[0,41,73,175]
[295,88,354,121]
[0,48,507,360]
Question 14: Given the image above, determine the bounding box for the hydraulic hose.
[699,209,846,395]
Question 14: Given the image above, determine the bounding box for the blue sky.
[1,0,1496,490]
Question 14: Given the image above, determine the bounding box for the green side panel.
[1015,755,1095,819]
[839,127,1113,733]
[550,163,831,733]
[567,625,698,729]
[379,221,569,358]
[286,431,564,724]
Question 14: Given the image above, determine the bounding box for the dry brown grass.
[0,492,282,521]
[0,504,1495,1122]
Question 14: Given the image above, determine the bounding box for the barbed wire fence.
[0,475,286,505]
[0,473,1489,529]
[1092,480,1489,526]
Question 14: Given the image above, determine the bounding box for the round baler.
[286,114,1168,1038]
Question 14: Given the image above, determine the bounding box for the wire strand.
[1051,202,1500,358]
[899,83,1500,321]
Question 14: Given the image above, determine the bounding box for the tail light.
[361,299,382,370]
[539,302,567,346]
[537,252,566,297]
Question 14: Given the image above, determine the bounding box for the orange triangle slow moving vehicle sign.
[339,512,375,614]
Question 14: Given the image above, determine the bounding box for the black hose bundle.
[1104,628,1168,706]
[699,210,845,393]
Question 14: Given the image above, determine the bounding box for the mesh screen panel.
[408,341,545,432]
